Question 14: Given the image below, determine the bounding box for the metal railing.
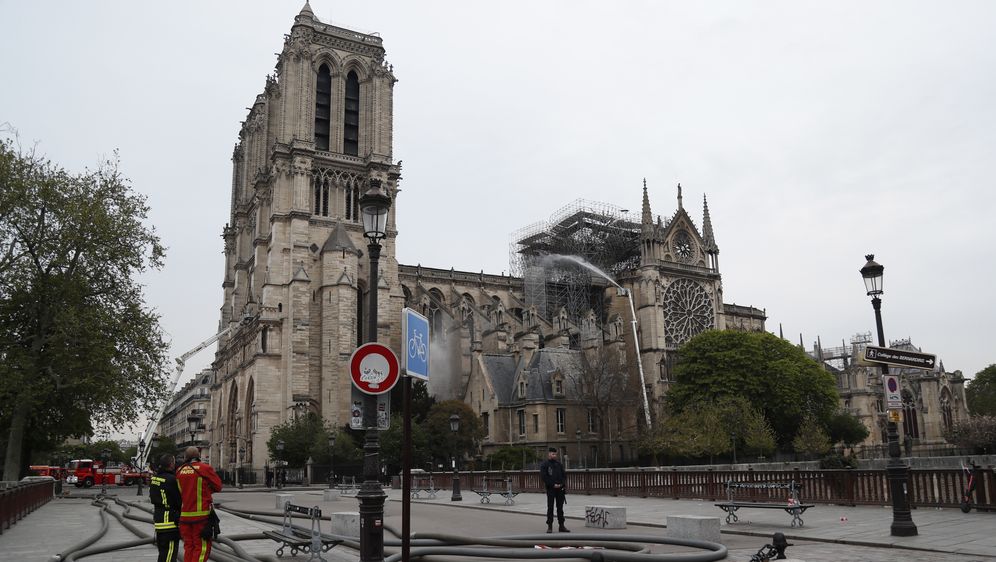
[442,467,994,510]
[0,479,54,534]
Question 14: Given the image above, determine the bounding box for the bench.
[471,477,519,505]
[263,503,342,561]
[714,480,814,528]
[337,476,360,497]
[410,475,437,499]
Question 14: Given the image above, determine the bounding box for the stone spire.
[296,1,317,23]
[702,193,718,252]
[641,178,652,226]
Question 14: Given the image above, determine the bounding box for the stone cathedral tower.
[208,3,402,471]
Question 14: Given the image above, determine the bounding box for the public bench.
[410,475,437,499]
[263,503,342,561]
[471,477,519,505]
[714,480,813,528]
[337,476,360,497]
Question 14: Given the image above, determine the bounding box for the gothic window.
[555,408,566,433]
[517,409,525,435]
[902,389,919,439]
[428,289,444,340]
[940,387,954,432]
[315,64,332,151]
[532,413,539,433]
[345,184,360,221]
[662,279,715,348]
[518,380,526,398]
[344,71,359,156]
[313,171,331,216]
[482,412,489,437]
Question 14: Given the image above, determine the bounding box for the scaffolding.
[509,199,640,325]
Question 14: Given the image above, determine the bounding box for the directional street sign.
[883,374,902,409]
[402,308,430,380]
[864,345,936,370]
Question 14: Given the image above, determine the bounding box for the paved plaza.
[2,485,995,561]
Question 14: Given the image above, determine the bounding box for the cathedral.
[203,4,768,471]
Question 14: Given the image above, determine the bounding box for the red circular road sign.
[349,343,400,395]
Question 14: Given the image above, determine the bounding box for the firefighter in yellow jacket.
[176,446,223,562]
[150,454,181,562]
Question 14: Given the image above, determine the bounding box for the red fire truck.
[28,465,67,480]
[65,459,147,487]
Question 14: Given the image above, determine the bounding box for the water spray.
[542,255,653,430]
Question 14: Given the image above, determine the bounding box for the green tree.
[944,415,996,453]
[266,413,336,467]
[379,414,430,474]
[424,400,484,467]
[966,364,996,416]
[666,330,840,447]
[1,135,169,480]
[827,410,870,447]
[792,414,832,458]
[741,406,777,459]
[485,446,538,471]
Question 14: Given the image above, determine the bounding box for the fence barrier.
[0,479,54,534]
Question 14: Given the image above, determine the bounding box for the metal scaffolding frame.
[509,199,640,326]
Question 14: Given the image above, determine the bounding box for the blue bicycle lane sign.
[402,307,430,380]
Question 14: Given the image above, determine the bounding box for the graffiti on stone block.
[585,506,609,528]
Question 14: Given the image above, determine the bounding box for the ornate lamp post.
[328,433,337,489]
[860,254,918,537]
[275,440,285,490]
[358,180,391,561]
[449,414,462,501]
[101,448,111,495]
[136,439,145,496]
[575,428,582,469]
[187,415,200,447]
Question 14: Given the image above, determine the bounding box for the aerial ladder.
[135,317,249,470]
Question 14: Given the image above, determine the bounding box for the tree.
[666,330,840,447]
[827,410,870,447]
[741,406,777,459]
[573,345,639,448]
[792,414,832,458]
[944,416,996,453]
[0,134,169,480]
[379,414,430,474]
[424,400,484,467]
[966,364,996,416]
[485,446,538,471]
[266,413,344,467]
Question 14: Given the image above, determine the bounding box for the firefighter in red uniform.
[176,446,222,562]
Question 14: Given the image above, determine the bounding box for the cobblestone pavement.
[2,485,994,561]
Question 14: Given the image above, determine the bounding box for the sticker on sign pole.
[349,343,400,395]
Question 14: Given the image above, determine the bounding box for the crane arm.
[136,321,242,469]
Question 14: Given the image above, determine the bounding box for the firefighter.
[176,446,223,562]
[150,454,181,562]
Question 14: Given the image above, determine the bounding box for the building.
[207,4,765,471]
[809,334,969,449]
[157,369,213,461]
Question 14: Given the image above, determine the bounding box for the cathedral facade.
[204,4,765,471]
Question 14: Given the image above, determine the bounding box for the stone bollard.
[332,512,360,538]
[584,505,627,529]
[275,493,293,510]
[323,489,338,501]
[666,514,722,544]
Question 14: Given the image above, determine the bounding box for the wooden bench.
[714,480,814,528]
[263,503,342,561]
[410,475,437,499]
[471,477,519,505]
[337,476,360,497]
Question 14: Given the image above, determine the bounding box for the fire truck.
[65,459,147,487]
[28,465,67,480]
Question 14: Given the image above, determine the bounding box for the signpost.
[349,343,398,431]
[402,308,430,380]
[883,374,902,409]
[399,308,429,562]
[864,345,936,370]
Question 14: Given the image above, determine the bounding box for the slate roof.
[482,348,584,405]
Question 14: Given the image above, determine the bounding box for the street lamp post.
[275,440,285,490]
[575,429,582,469]
[731,432,737,465]
[328,433,337,489]
[358,180,392,561]
[860,254,918,537]
[101,448,110,495]
[449,414,462,501]
[187,415,200,448]
[136,439,145,496]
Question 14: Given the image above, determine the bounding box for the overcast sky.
[3,1,994,436]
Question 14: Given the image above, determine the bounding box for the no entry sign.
[349,343,400,395]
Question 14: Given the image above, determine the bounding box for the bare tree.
[571,345,639,465]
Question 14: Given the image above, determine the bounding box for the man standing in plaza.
[150,454,181,562]
[176,446,222,562]
[540,447,569,533]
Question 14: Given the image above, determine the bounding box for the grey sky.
[3,0,994,423]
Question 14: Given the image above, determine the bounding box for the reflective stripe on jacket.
[176,461,223,522]
[150,470,181,533]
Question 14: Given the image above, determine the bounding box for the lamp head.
[360,179,392,243]
[860,254,884,296]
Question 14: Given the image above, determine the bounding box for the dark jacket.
[150,468,181,536]
[540,458,566,491]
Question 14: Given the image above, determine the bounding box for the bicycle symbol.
[409,331,427,362]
